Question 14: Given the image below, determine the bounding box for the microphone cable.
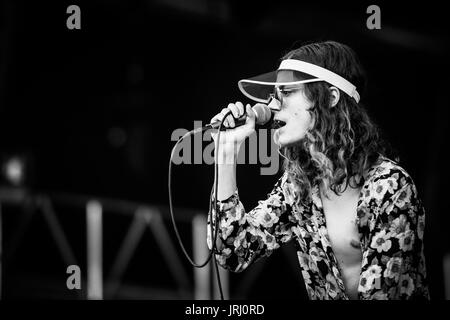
[168,110,234,300]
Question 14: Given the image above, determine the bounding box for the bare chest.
[320,188,363,299]
[321,195,362,261]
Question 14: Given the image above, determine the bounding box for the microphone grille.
[253,104,272,125]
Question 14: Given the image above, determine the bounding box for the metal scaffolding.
[0,187,228,299]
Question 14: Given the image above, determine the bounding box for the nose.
[267,97,281,111]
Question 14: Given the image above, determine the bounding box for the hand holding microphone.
[209,102,272,147]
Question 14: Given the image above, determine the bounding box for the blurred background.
[0,0,448,300]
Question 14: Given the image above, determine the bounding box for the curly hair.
[279,41,397,202]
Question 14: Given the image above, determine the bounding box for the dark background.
[0,0,448,300]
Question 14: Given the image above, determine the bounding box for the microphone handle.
[218,114,247,131]
[204,114,248,131]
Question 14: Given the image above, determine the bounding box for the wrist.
[215,143,241,165]
[216,140,242,155]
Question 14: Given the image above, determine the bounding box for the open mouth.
[272,120,286,130]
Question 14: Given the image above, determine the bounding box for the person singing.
[206,41,429,300]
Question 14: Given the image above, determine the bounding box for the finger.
[235,101,245,117]
[227,103,241,120]
[226,114,234,128]
[216,108,230,127]
[210,112,228,126]
[223,106,235,128]
[226,104,239,128]
[210,110,228,127]
[245,104,256,124]
[210,114,223,124]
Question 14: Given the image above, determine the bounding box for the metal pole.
[192,214,209,299]
[86,200,103,300]
[0,203,3,300]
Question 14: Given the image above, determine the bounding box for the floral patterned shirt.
[207,156,429,300]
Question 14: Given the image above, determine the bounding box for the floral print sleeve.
[357,165,429,299]
[206,172,299,272]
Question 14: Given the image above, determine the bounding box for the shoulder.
[362,155,420,206]
[367,156,413,184]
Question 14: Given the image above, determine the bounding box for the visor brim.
[238,70,320,103]
[237,59,361,103]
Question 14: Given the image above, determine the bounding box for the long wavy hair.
[279,41,397,201]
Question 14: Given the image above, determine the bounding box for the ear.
[329,86,340,108]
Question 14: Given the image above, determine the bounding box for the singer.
[206,41,429,300]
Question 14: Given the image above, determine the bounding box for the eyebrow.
[277,85,302,91]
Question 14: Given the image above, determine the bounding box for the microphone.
[205,104,273,130]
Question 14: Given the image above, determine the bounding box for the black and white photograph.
[0,0,449,313]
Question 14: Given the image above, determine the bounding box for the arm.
[358,171,429,299]
[206,101,299,272]
[207,171,298,272]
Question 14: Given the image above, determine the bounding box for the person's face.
[269,71,314,147]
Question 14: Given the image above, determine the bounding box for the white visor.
[238,59,360,103]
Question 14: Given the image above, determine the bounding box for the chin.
[276,140,296,149]
[276,135,304,148]
[274,127,305,147]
